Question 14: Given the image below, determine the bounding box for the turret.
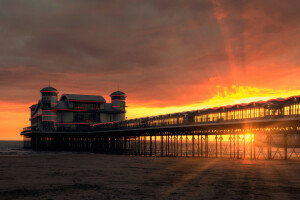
[40,86,58,109]
[110,91,126,111]
[40,86,58,131]
[110,91,126,121]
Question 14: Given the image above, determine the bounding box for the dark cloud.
[0,0,299,106]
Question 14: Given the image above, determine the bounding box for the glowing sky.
[0,0,300,140]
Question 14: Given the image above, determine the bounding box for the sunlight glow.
[127,85,300,119]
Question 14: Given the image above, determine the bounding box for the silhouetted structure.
[22,92,300,160]
[29,86,126,132]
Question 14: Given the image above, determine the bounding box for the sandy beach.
[0,153,299,200]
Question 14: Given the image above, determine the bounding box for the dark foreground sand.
[0,153,299,200]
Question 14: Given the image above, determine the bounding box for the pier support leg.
[205,135,208,158]
[174,135,176,156]
[234,134,236,158]
[250,135,253,160]
[177,135,179,156]
[150,135,152,156]
[192,135,194,157]
[237,135,239,159]
[124,136,127,155]
[215,135,218,158]
[128,136,131,155]
[155,135,156,157]
[230,134,232,158]
[244,133,246,159]
[284,133,288,160]
[220,136,223,158]
[181,136,183,157]
[139,136,141,155]
[201,135,203,157]
[144,136,146,156]
[161,135,164,157]
[186,134,188,157]
[198,135,200,157]
[269,134,272,160]
[170,135,172,156]
[167,135,169,157]
[254,134,256,160]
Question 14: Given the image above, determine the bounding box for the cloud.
[0,0,299,107]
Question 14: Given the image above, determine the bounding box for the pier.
[21,96,300,160]
[23,132,300,160]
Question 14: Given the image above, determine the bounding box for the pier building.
[29,86,126,132]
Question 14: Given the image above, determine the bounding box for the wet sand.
[0,153,299,200]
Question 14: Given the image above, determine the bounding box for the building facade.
[29,86,126,131]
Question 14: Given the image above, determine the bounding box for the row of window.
[74,113,99,122]
[126,117,184,128]
[195,104,300,123]
[111,96,125,100]
[42,92,57,97]
[72,102,104,110]
[124,104,300,128]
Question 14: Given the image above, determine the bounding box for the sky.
[0,0,300,140]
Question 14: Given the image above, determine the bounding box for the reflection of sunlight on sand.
[241,159,256,165]
[161,159,217,197]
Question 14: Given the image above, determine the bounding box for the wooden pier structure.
[22,118,300,160]
[21,95,300,160]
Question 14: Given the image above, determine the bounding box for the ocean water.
[0,141,88,156]
[0,141,34,155]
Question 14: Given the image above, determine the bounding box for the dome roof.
[40,86,58,93]
[110,91,126,96]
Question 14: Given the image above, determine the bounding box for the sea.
[0,141,32,155]
[0,141,90,156]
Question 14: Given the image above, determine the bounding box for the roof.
[29,104,38,108]
[40,86,57,93]
[60,94,106,103]
[110,91,126,96]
